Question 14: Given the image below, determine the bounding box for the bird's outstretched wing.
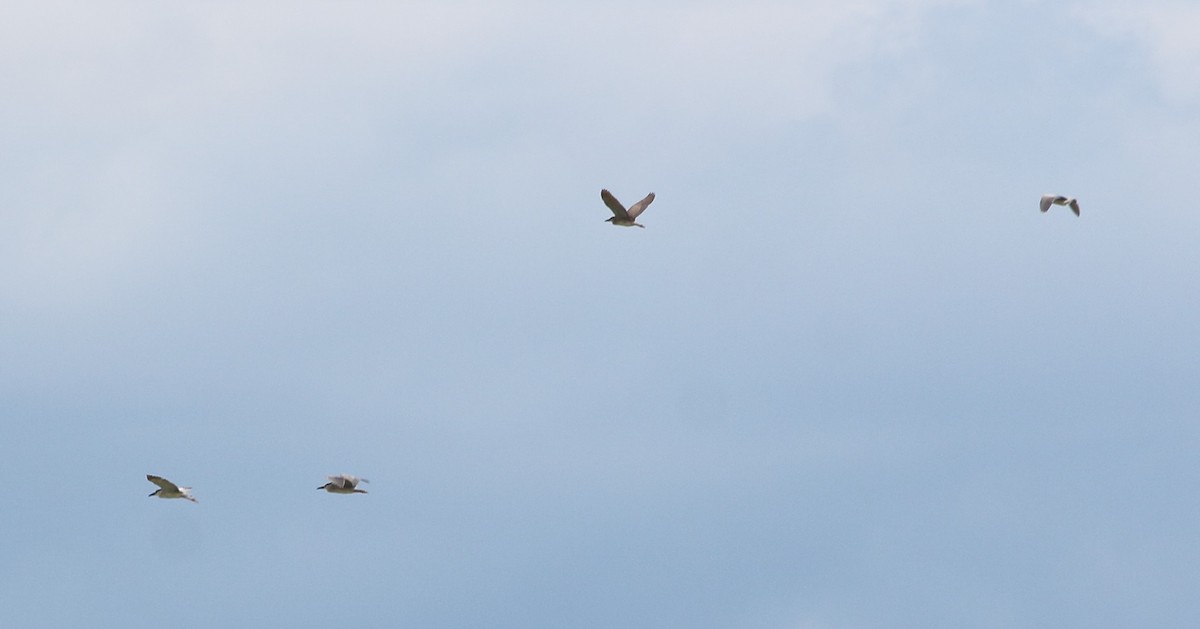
[627,192,655,219]
[147,475,179,491]
[1040,195,1055,213]
[328,474,367,488]
[601,189,630,220]
[1068,199,1080,216]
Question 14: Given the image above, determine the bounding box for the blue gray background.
[3,1,1199,627]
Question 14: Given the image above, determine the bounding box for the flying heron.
[1040,194,1080,216]
[147,474,198,503]
[601,189,654,228]
[318,474,369,494]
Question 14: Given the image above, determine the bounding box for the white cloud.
[654,0,968,120]
[1075,1,1200,104]
[5,0,974,130]
[0,2,511,309]
[464,0,975,133]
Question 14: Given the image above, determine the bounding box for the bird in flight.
[318,474,369,494]
[1040,194,1080,216]
[147,474,198,503]
[601,189,655,228]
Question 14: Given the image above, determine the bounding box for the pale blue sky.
[3,1,1199,627]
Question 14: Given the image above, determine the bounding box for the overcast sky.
[3,1,1200,627]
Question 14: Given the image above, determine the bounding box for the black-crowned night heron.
[318,474,369,494]
[601,189,654,228]
[1040,194,1080,216]
[147,474,198,503]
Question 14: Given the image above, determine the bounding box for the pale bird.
[1040,194,1080,216]
[147,474,197,503]
[602,189,655,228]
[318,474,369,494]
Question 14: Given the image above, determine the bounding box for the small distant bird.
[601,189,655,228]
[1040,194,1080,216]
[147,474,198,503]
[318,474,369,494]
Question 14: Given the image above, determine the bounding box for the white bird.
[602,189,655,228]
[147,474,197,503]
[317,474,369,494]
[1040,194,1080,216]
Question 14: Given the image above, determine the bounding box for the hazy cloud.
[1076,1,1200,104]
